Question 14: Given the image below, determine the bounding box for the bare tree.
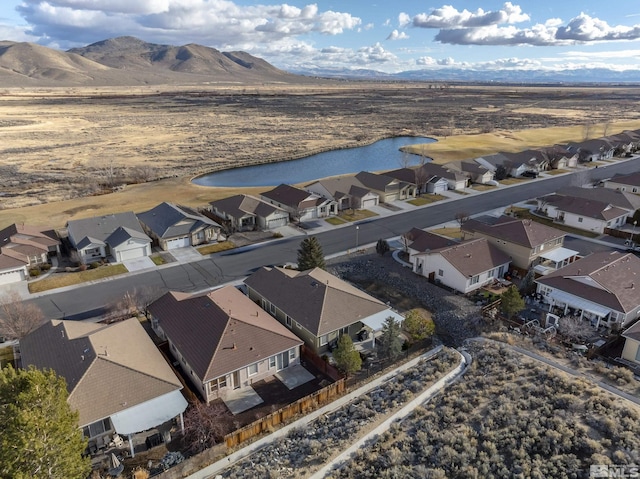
[414,154,429,194]
[107,287,163,322]
[0,291,46,340]
[455,211,470,228]
[602,120,612,138]
[582,121,594,141]
[399,151,414,169]
[558,316,591,342]
[182,401,228,454]
[130,165,157,184]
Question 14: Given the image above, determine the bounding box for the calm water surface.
[193,136,435,187]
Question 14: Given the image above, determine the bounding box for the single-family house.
[460,215,577,273]
[620,321,640,367]
[537,194,629,234]
[244,267,403,354]
[385,167,446,195]
[540,145,579,170]
[417,163,468,191]
[566,138,616,163]
[502,150,550,174]
[208,195,289,231]
[604,172,640,194]
[66,212,152,264]
[137,202,222,251]
[446,160,495,184]
[305,177,379,210]
[261,184,337,221]
[410,238,512,294]
[475,152,529,178]
[0,224,60,284]
[535,251,640,328]
[19,318,187,457]
[354,171,416,202]
[402,228,457,258]
[148,285,303,404]
[560,186,640,213]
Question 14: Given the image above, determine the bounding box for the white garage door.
[433,182,447,193]
[268,217,288,229]
[0,269,26,285]
[118,247,147,262]
[166,237,190,249]
[361,198,377,209]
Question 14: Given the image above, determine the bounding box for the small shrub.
[78,264,88,271]
[40,263,52,271]
[272,232,283,238]
[89,261,101,269]
[29,268,41,277]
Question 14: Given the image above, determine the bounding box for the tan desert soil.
[1,83,640,228]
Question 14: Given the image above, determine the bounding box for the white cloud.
[15,0,361,49]
[413,2,529,29]
[398,12,411,28]
[416,56,436,66]
[387,29,408,41]
[0,23,40,42]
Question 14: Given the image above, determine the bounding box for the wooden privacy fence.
[301,344,343,381]
[224,378,345,448]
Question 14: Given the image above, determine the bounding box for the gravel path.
[327,252,483,346]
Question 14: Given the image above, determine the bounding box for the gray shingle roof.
[67,212,150,248]
[433,238,511,277]
[558,186,640,211]
[209,195,284,220]
[543,194,628,220]
[607,172,640,188]
[138,202,220,239]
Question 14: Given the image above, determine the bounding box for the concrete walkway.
[184,345,446,479]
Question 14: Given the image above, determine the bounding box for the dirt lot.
[2,83,640,228]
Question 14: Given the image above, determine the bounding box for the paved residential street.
[20,156,640,320]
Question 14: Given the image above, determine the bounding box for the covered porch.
[545,290,612,328]
[533,247,580,276]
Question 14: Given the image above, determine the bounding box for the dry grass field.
[1,83,640,229]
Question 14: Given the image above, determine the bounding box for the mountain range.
[1,36,639,86]
[0,36,307,87]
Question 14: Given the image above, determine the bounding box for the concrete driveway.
[167,247,204,263]
[122,256,156,272]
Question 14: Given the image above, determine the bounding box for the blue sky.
[2,1,640,74]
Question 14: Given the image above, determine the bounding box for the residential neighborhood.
[2,127,640,478]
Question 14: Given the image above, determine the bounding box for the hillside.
[0,36,308,87]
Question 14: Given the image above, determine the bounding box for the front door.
[231,371,241,389]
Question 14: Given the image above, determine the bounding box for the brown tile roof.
[148,286,302,383]
[306,176,374,200]
[462,216,565,248]
[537,251,640,313]
[20,318,182,427]
[433,238,511,277]
[0,223,60,266]
[244,267,391,336]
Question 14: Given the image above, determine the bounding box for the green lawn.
[150,254,166,265]
[197,241,236,255]
[28,264,129,293]
[325,216,348,225]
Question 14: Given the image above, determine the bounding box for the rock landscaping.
[218,348,459,479]
[328,253,483,346]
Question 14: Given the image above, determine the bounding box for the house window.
[285,315,292,327]
[320,334,328,346]
[470,275,480,285]
[218,376,227,388]
[340,326,349,335]
[289,348,296,360]
[438,269,443,276]
[269,356,276,369]
[82,418,111,439]
[578,217,583,223]
[269,303,276,315]
[248,363,258,376]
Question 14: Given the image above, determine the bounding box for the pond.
[192,136,435,187]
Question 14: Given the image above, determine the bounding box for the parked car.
[521,171,538,178]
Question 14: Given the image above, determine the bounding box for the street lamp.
[355,225,360,250]
[631,220,638,249]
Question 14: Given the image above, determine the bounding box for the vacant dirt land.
[1,83,640,228]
